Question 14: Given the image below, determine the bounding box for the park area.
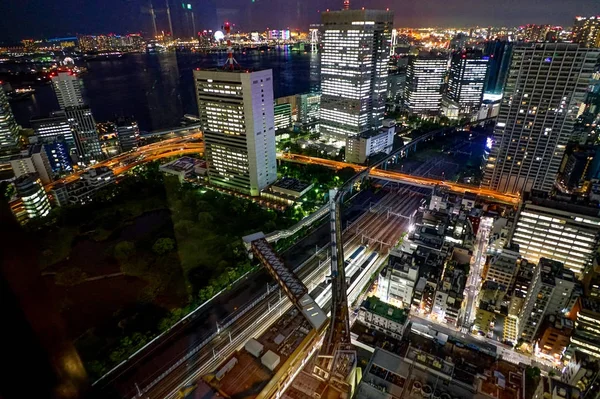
[28,162,298,379]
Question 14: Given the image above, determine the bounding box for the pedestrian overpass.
[242,232,327,331]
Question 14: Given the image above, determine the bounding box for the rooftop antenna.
[223,21,240,70]
[343,0,350,10]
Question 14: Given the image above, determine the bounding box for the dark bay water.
[12,49,320,132]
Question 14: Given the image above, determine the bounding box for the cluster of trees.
[278,163,357,189]
[163,178,293,295]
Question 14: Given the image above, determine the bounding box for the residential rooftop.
[361,296,408,324]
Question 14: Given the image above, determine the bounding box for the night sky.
[0,0,598,43]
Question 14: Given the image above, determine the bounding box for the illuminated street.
[279,153,521,205]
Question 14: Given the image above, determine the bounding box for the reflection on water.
[12,50,320,132]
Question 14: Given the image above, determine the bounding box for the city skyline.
[0,0,598,42]
[1,1,600,398]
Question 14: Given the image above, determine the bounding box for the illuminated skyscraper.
[319,9,393,140]
[51,72,84,110]
[446,49,489,115]
[405,53,447,115]
[115,117,140,152]
[484,43,599,194]
[193,68,277,196]
[0,88,20,151]
[65,106,103,165]
[572,16,600,48]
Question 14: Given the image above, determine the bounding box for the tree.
[114,241,135,261]
[55,267,88,286]
[337,167,358,183]
[197,212,214,225]
[152,238,175,255]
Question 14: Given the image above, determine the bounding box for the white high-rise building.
[484,43,599,194]
[319,9,393,140]
[405,54,448,115]
[51,72,84,110]
[518,258,576,343]
[193,68,277,196]
[10,144,53,185]
[50,72,101,165]
[0,88,20,151]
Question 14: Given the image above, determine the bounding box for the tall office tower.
[404,53,447,116]
[446,49,489,115]
[115,117,140,152]
[511,192,600,277]
[518,258,576,343]
[483,41,512,95]
[297,92,321,127]
[0,88,20,151]
[484,43,599,194]
[15,174,51,220]
[319,9,393,140]
[51,72,84,110]
[572,16,600,48]
[65,106,103,165]
[193,69,277,196]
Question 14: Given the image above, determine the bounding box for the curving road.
[278,153,521,205]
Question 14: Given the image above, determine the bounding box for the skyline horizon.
[0,0,597,43]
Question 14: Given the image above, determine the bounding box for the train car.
[360,252,379,272]
[345,246,366,268]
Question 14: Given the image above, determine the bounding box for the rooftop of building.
[539,258,576,286]
[194,66,269,75]
[579,297,600,314]
[361,296,408,324]
[83,166,112,176]
[30,113,68,123]
[388,248,417,273]
[523,190,600,219]
[352,125,395,140]
[540,376,581,399]
[271,177,312,193]
[159,156,202,173]
[207,308,311,399]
